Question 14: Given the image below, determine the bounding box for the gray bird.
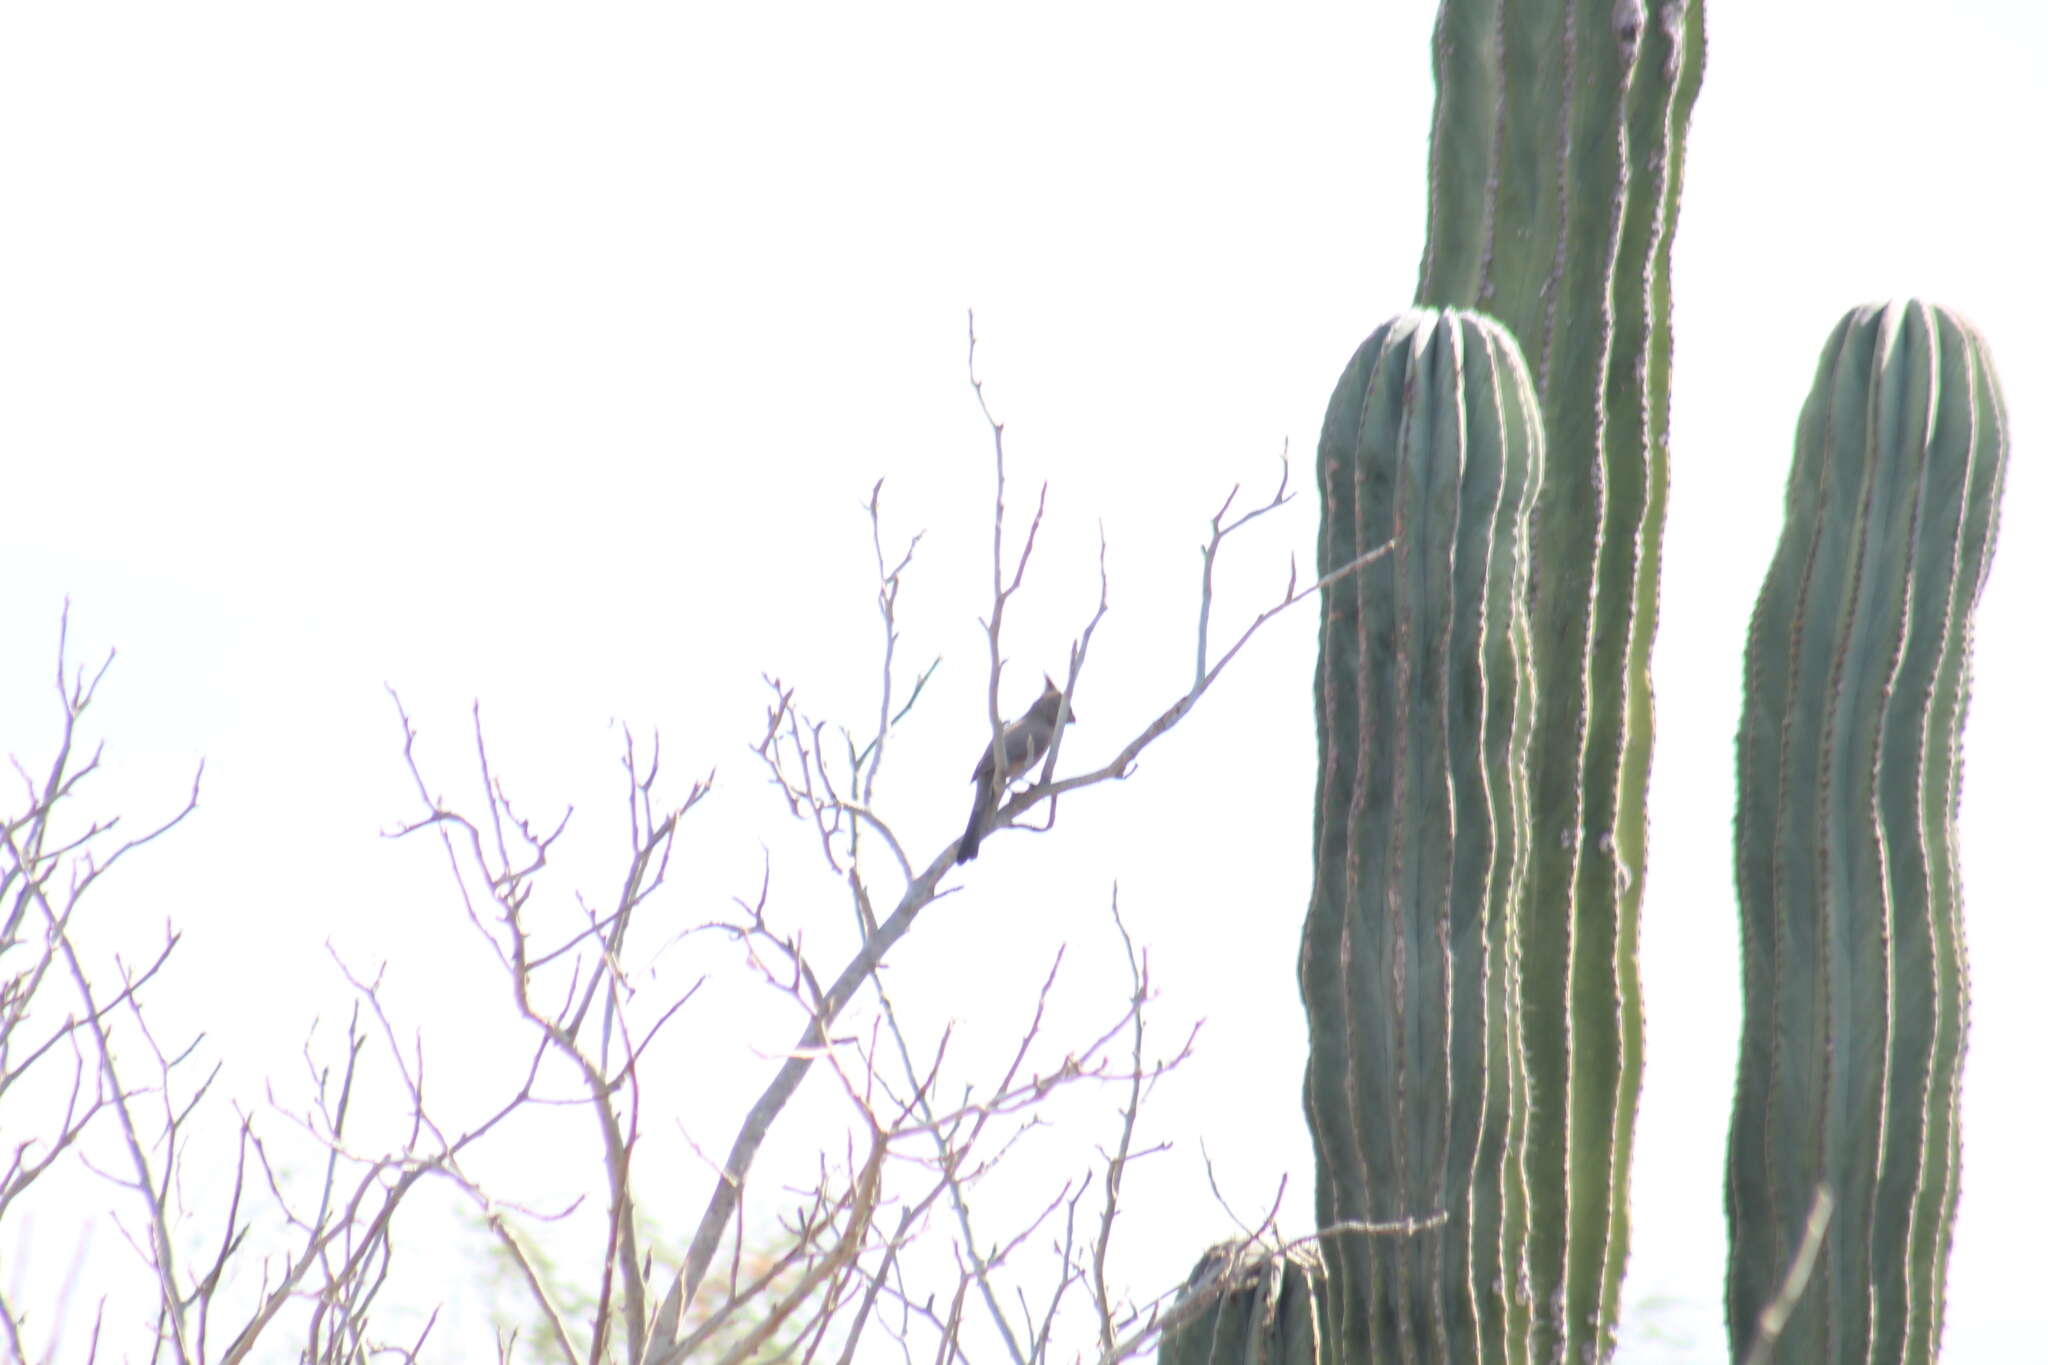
[957,677,1076,862]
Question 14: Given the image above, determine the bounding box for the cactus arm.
[1301,309,1542,1363]
[1725,301,2007,1363]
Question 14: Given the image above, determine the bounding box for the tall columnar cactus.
[1300,308,1541,1361]
[1411,1,1707,1353]
[1726,301,2007,1364]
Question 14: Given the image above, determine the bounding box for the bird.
[956,676,1076,862]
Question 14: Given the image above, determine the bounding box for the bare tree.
[3,611,202,1361]
[1,320,1387,1364]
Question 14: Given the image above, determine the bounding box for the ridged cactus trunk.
[1726,301,2007,1364]
[1300,309,1541,1362]
[1158,1244,1333,1365]
[1411,1,1706,1354]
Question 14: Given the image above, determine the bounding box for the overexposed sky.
[2,3,2042,1361]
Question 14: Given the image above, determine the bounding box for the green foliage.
[1727,300,2008,1363]
[1300,309,1541,1361]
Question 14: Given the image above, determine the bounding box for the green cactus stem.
[1158,1243,1334,1365]
[1412,2,1707,1354]
[1301,308,1541,1362]
[1727,300,2007,1364]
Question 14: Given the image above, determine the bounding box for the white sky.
[2,3,2042,1361]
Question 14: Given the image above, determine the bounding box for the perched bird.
[956,677,1076,862]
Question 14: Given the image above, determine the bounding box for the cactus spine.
[1299,309,1541,1362]
[1412,1,1706,1353]
[1726,301,2007,1363]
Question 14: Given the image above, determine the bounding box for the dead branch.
[663,317,1369,1359]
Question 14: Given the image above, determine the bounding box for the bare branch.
[972,535,1394,857]
[1196,445,1293,683]
[1090,892,1148,1359]
[1742,1184,1835,1365]
[667,321,1353,1359]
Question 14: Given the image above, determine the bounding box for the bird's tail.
[957,774,995,862]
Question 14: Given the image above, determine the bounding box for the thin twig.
[1742,1184,1834,1365]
